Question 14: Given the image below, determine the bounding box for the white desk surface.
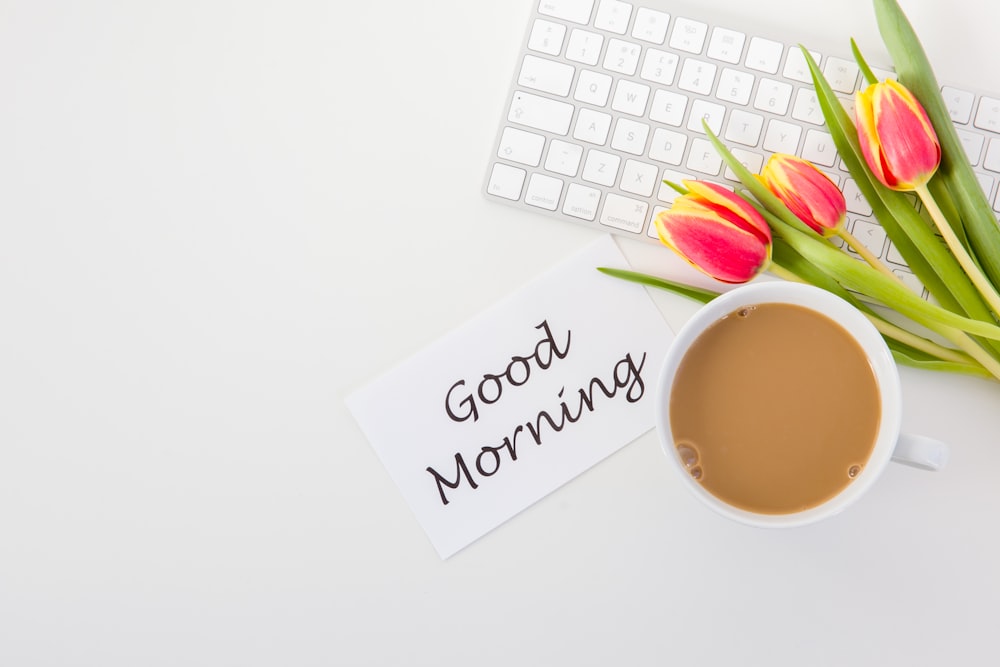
[3,1,999,665]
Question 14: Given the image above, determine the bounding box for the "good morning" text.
[426,320,646,506]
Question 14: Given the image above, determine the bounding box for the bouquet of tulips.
[603,0,1000,382]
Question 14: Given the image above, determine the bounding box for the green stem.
[915,183,1000,318]
[767,263,805,284]
[934,325,1000,382]
[835,227,899,280]
[864,314,972,365]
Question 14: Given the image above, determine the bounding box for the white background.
[2,1,999,665]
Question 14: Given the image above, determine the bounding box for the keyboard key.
[487,163,527,200]
[611,79,651,115]
[669,17,708,54]
[754,78,793,115]
[686,137,723,175]
[983,138,1000,172]
[956,128,985,166]
[843,179,873,216]
[603,38,642,75]
[519,55,575,96]
[631,7,670,44]
[892,268,926,298]
[791,87,825,125]
[657,170,692,203]
[977,173,995,205]
[974,96,1000,133]
[724,148,764,181]
[620,159,659,196]
[639,48,679,86]
[870,67,897,84]
[509,91,575,135]
[582,149,622,185]
[594,0,633,35]
[574,69,613,106]
[677,58,717,95]
[716,68,754,105]
[823,57,860,94]
[763,119,802,154]
[801,129,837,167]
[498,127,546,166]
[574,107,613,144]
[545,139,584,176]
[745,37,783,74]
[566,28,604,66]
[563,182,601,220]
[849,219,888,258]
[601,193,649,233]
[725,109,764,146]
[648,89,688,126]
[528,19,567,56]
[611,118,651,155]
[886,240,907,267]
[525,173,565,211]
[687,99,725,135]
[942,85,975,124]
[648,127,688,165]
[538,0,595,25]
[783,48,821,83]
[707,27,746,64]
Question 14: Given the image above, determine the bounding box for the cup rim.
[655,281,902,528]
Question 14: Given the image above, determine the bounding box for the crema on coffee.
[669,302,881,515]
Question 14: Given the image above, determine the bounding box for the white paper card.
[346,236,674,558]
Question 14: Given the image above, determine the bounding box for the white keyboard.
[483,0,1000,297]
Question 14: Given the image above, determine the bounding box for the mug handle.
[891,433,949,471]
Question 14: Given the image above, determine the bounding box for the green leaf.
[888,342,992,378]
[662,180,688,196]
[850,38,879,86]
[596,267,719,304]
[873,0,1000,290]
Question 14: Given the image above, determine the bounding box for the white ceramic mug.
[655,281,948,528]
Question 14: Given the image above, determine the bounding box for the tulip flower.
[855,78,940,191]
[760,153,897,277]
[654,180,772,284]
[760,154,846,237]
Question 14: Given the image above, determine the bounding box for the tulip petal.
[873,79,941,189]
[682,180,772,244]
[655,207,771,284]
[762,154,846,235]
[856,80,940,191]
[856,85,894,187]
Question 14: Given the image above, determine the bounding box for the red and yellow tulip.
[654,180,772,284]
[855,78,941,191]
[760,154,846,237]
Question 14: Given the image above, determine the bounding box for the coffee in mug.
[655,281,948,528]
[670,302,880,515]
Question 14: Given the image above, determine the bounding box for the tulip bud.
[654,181,772,284]
[760,154,847,237]
[855,79,941,191]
